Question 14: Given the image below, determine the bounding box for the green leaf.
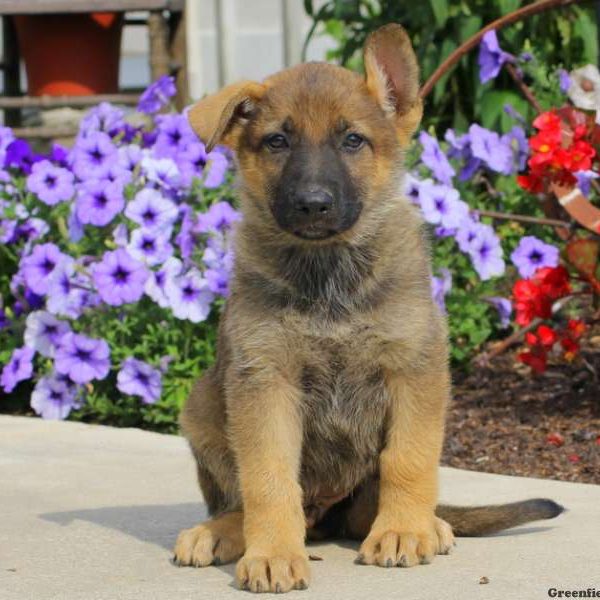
[428,0,449,28]
[573,9,598,65]
[498,0,520,14]
[479,89,528,132]
[432,38,457,104]
[304,0,314,16]
[458,15,482,42]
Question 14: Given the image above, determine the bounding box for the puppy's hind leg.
[340,477,455,557]
[174,511,245,567]
[174,372,244,567]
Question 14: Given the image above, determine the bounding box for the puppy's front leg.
[228,375,309,593]
[359,366,454,568]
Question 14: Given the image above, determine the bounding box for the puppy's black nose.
[293,189,334,217]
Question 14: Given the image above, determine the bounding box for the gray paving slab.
[1,414,599,600]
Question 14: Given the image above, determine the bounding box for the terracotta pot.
[14,12,123,96]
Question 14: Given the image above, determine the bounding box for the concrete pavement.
[1,414,599,600]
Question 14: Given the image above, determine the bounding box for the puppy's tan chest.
[298,338,389,496]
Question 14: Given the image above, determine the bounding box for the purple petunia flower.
[13,217,49,248]
[0,218,16,243]
[20,243,66,295]
[468,225,505,280]
[404,173,422,204]
[574,170,598,197]
[31,375,78,420]
[418,181,469,230]
[127,227,173,266]
[125,188,178,231]
[71,131,118,180]
[118,144,143,173]
[455,218,483,253]
[1,346,35,392]
[176,205,195,259]
[444,129,486,181]
[419,131,455,185]
[431,269,452,313]
[79,102,125,136]
[558,69,572,94]
[478,30,512,84]
[204,152,229,188]
[510,236,559,279]
[195,201,241,233]
[205,267,230,296]
[76,179,124,227]
[138,75,177,115]
[54,332,110,384]
[469,124,514,175]
[93,249,150,306]
[0,126,16,164]
[141,156,181,192]
[112,223,129,247]
[502,125,529,172]
[26,160,75,206]
[0,309,10,330]
[46,259,96,318]
[153,114,196,159]
[485,296,512,329]
[48,143,69,167]
[444,129,470,161]
[202,233,234,297]
[116,357,162,404]
[165,267,214,322]
[4,139,42,174]
[24,311,70,357]
[144,256,182,308]
[68,205,85,243]
[103,162,133,188]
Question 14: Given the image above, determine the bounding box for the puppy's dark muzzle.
[274,186,343,240]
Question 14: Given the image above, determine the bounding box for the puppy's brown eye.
[342,133,366,151]
[263,134,289,151]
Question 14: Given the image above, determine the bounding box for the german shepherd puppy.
[174,24,563,593]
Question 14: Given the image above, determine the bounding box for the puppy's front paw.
[236,550,310,593]
[357,515,454,568]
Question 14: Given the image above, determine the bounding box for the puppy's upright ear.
[364,24,422,145]
[187,81,266,151]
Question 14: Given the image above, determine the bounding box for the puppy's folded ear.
[364,24,422,145]
[187,81,266,151]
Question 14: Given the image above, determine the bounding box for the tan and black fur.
[174,24,563,593]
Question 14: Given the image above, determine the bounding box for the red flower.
[537,325,558,348]
[525,332,538,346]
[517,173,544,193]
[532,111,562,132]
[518,349,547,373]
[533,266,571,300]
[513,279,552,326]
[560,336,580,361]
[546,432,565,447]
[557,140,596,171]
[567,454,581,464]
[567,319,587,339]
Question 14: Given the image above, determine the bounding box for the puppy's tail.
[436,498,565,536]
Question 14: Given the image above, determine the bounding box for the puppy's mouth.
[292,226,339,240]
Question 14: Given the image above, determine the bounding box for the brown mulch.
[442,337,600,485]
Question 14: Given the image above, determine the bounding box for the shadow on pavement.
[41,502,208,550]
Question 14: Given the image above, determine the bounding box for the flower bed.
[1,30,599,433]
[0,78,238,430]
